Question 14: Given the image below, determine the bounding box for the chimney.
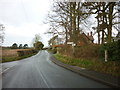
[87,33,89,36]
[90,32,92,36]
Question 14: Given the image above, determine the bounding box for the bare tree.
[31,34,42,47]
[83,2,119,44]
[45,1,90,45]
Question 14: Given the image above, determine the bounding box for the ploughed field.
[2,49,32,57]
[1,49,37,63]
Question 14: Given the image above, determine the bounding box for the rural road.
[1,50,111,88]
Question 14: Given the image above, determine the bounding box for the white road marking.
[35,61,50,88]
[0,66,15,75]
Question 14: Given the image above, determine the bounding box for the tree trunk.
[97,3,101,45]
[73,2,77,44]
[107,2,115,43]
[101,3,105,44]
[77,2,80,32]
[97,17,100,44]
[65,26,68,44]
[69,2,73,41]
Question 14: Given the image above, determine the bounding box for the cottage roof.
[87,35,94,41]
[81,32,94,41]
[52,44,64,48]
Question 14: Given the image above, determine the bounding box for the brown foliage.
[74,45,100,59]
[58,44,100,60]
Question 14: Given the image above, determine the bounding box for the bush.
[32,50,38,53]
[99,40,120,61]
[33,41,44,50]
[48,47,57,54]
[52,48,57,54]
[17,51,24,56]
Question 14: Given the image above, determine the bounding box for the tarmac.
[50,55,120,88]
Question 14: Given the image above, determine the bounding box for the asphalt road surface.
[2,50,111,88]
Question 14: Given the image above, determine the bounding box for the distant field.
[1,49,32,57]
[1,49,37,63]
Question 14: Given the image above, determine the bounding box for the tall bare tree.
[46,1,89,45]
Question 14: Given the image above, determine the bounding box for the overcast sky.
[0,0,118,47]
[0,0,53,47]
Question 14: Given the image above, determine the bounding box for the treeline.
[46,1,119,45]
[11,43,29,49]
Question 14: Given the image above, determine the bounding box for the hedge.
[99,40,120,61]
[17,50,38,57]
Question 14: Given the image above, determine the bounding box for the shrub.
[52,48,57,54]
[33,41,44,50]
[48,47,57,54]
[32,50,38,53]
[17,51,24,56]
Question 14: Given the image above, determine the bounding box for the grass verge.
[1,53,37,63]
[54,54,120,77]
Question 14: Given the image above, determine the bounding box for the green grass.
[2,53,37,63]
[54,54,95,68]
[54,54,120,77]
